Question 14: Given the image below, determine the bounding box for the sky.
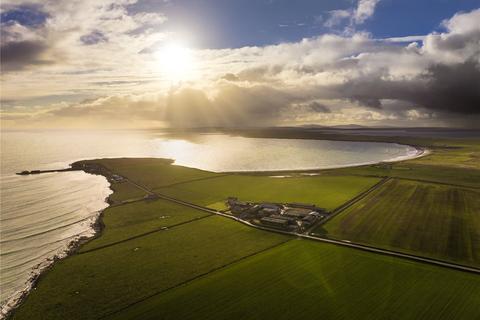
[1,0,480,129]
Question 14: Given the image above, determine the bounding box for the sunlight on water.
[153,135,419,172]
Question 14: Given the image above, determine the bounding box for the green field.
[107,181,147,204]
[12,217,288,320]
[157,174,380,211]
[86,158,220,189]
[79,199,211,252]
[317,179,480,267]
[326,162,480,188]
[106,240,480,320]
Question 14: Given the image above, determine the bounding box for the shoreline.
[1,174,113,320]
[215,144,428,175]
[2,140,428,319]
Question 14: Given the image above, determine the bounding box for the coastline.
[2,140,428,319]
[1,173,113,320]
[217,144,428,174]
[384,144,429,163]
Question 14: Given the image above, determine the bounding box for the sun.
[155,43,196,82]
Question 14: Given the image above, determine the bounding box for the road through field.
[106,166,480,275]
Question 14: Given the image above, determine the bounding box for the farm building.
[283,208,311,219]
[260,217,289,229]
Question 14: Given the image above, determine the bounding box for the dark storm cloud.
[305,101,331,113]
[0,40,50,71]
[333,60,480,114]
[418,60,480,114]
[349,96,383,109]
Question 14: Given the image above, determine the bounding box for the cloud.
[328,59,480,114]
[354,0,380,24]
[324,10,351,28]
[296,101,331,113]
[0,0,168,74]
[0,40,50,71]
[387,35,424,42]
[80,30,109,45]
[418,60,480,114]
[324,0,381,31]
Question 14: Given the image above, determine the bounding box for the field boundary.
[386,176,480,190]
[307,176,391,232]
[154,174,231,189]
[97,239,292,319]
[79,213,214,254]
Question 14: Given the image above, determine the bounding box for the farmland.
[156,174,380,211]
[12,217,289,320]
[86,158,220,190]
[10,135,480,320]
[79,199,211,252]
[317,179,480,267]
[105,240,480,320]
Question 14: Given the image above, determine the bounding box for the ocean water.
[0,130,420,316]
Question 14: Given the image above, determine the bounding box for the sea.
[0,129,421,316]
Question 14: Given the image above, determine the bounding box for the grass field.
[12,217,289,320]
[108,181,146,204]
[317,179,480,267]
[79,199,211,251]
[87,158,220,189]
[106,240,480,320]
[326,162,480,188]
[157,175,380,211]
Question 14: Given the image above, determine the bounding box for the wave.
[0,171,111,318]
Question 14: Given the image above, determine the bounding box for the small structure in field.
[111,174,125,183]
[144,194,159,201]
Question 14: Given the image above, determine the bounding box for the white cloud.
[324,0,381,31]
[354,0,381,24]
[422,8,480,64]
[324,10,351,28]
[383,35,426,43]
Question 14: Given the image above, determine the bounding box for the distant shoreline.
[213,143,428,174]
